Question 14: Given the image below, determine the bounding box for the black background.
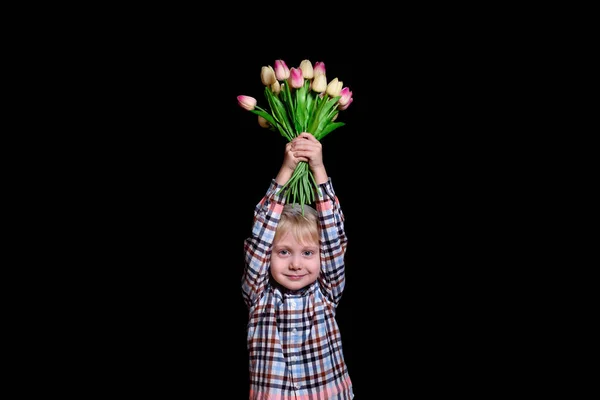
[78,12,520,398]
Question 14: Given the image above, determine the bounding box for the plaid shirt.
[242,178,354,400]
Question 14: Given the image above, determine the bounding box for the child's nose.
[289,260,301,270]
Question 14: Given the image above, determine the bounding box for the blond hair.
[274,204,319,246]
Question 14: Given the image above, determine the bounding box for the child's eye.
[278,250,290,256]
[303,250,314,257]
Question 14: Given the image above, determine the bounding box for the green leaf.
[265,88,294,140]
[316,122,345,140]
[295,85,309,132]
[249,109,276,126]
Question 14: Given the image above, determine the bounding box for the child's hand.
[290,133,323,170]
[276,132,328,186]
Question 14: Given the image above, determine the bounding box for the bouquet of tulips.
[237,59,353,207]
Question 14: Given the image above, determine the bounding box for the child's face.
[271,231,320,291]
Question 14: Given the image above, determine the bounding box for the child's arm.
[289,132,348,304]
[242,180,286,308]
[315,179,348,305]
[242,140,296,308]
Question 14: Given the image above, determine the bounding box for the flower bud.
[338,87,353,106]
[338,97,353,111]
[326,78,343,97]
[258,115,270,128]
[288,67,304,89]
[313,61,326,77]
[237,95,257,111]
[274,59,290,81]
[271,80,281,94]
[261,66,276,86]
[311,75,327,93]
[299,59,314,79]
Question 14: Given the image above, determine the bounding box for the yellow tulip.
[261,66,276,86]
[311,75,327,93]
[326,78,343,97]
[258,115,270,128]
[271,80,281,94]
[299,59,314,79]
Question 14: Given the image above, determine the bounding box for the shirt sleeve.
[242,179,286,308]
[315,178,348,305]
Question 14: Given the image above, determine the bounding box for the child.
[242,132,354,399]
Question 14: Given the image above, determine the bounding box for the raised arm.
[242,180,286,308]
[242,136,302,308]
[315,179,347,304]
[291,133,347,303]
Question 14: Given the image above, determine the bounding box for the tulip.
[288,67,304,89]
[311,75,327,93]
[258,115,270,128]
[237,58,354,210]
[338,87,353,106]
[299,59,314,79]
[274,59,290,81]
[338,97,353,111]
[271,80,281,94]
[313,61,326,77]
[261,66,276,86]
[326,78,343,97]
[237,95,256,111]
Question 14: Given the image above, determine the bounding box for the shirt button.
[292,328,297,334]
[291,301,297,309]
[295,384,301,389]
[291,356,297,362]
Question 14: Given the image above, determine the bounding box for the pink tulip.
[274,59,290,81]
[338,87,353,106]
[237,95,256,111]
[338,97,353,111]
[313,61,326,77]
[288,67,304,89]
